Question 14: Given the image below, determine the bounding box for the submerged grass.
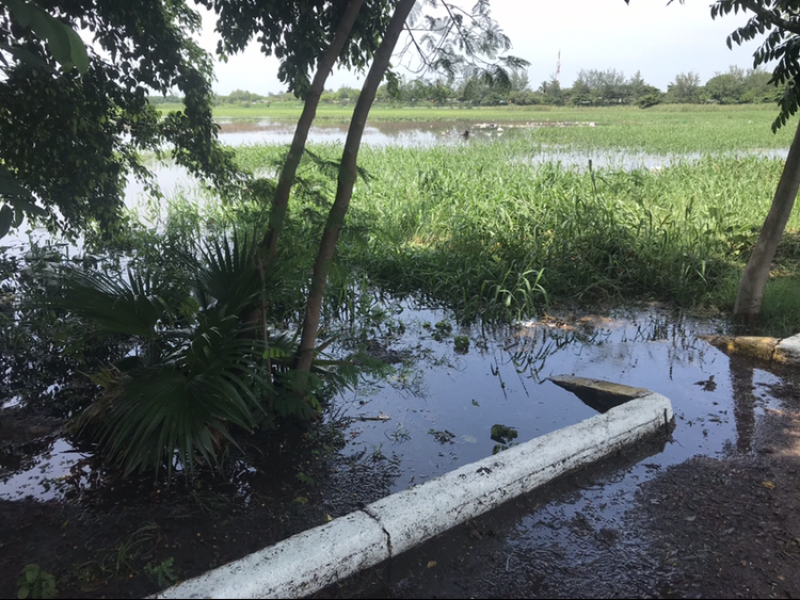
[136,108,800,333]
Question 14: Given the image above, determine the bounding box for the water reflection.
[729,354,756,454]
[331,302,770,493]
[0,299,794,503]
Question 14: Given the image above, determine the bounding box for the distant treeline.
[149,66,781,108]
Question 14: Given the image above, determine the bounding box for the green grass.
[147,106,800,334]
[156,102,796,152]
[229,135,800,325]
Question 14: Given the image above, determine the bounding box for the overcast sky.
[195,1,766,96]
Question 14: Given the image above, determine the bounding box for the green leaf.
[10,198,47,217]
[0,205,14,239]
[24,565,39,583]
[0,166,33,198]
[4,0,32,28]
[26,10,59,56]
[34,13,74,69]
[0,44,49,70]
[64,25,89,73]
[17,586,29,600]
[6,1,87,73]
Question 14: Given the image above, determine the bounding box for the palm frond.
[53,266,174,339]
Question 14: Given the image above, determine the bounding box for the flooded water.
[3,297,781,503]
[328,301,777,496]
[0,438,87,502]
[0,117,791,503]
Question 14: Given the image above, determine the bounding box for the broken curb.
[154,383,673,599]
[700,333,800,364]
[548,375,651,413]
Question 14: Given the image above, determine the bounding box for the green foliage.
[490,423,518,444]
[453,335,470,353]
[17,565,57,600]
[198,0,394,97]
[2,0,88,72]
[229,112,798,321]
[144,557,177,588]
[50,232,322,478]
[0,0,237,236]
[711,0,800,131]
[666,71,702,104]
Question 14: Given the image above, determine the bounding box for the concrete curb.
[155,390,673,599]
[700,333,800,364]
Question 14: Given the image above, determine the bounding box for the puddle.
[321,301,777,495]
[0,297,789,504]
[309,302,798,599]
[0,438,88,501]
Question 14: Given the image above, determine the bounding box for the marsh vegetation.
[3,104,800,597]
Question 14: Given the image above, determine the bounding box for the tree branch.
[737,0,800,36]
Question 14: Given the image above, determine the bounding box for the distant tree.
[704,66,747,103]
[568,68,629,105]
[742,68,780,103]
[428,78,454,105]
[509,89,542,105]
[628,70,663,107]
[540,75,563,105]
[570,72,595,105]
[666,71,702,103]
[147,94,184,105]
[597,68,628,104]
[509,69,530,92]
[337,86,361,103]
[226,89,264,104]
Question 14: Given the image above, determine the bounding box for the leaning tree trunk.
[735,117,800,316]
[261,0,366,264]
[295,0,417,373]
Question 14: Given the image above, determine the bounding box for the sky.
[195,1,767,96]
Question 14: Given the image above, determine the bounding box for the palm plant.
[52,232,317,478]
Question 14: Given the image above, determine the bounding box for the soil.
[2,370,800,599]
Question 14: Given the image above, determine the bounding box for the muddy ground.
[2,369,799,599]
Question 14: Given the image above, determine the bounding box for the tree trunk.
[734,117,800,316]
[295,0,417,373]
[261,0,366,264]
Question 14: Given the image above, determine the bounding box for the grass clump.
[315,140,787,321]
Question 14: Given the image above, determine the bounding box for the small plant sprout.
[144,557,177,588]
[17,564,57,600]
[454,335,470,353]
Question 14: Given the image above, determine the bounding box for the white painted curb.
[155,392,673,599]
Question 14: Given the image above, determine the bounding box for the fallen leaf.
[760,481,776,490]
[427,560,437,569]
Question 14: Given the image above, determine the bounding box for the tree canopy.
[0,0,235,236]
[712,0,800,130]
[197,0,395,97]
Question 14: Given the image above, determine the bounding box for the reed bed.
[233,132,795,323]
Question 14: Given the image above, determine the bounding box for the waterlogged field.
[160,102,798,151]
[3,104,800,598]
[230,113,800,333]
